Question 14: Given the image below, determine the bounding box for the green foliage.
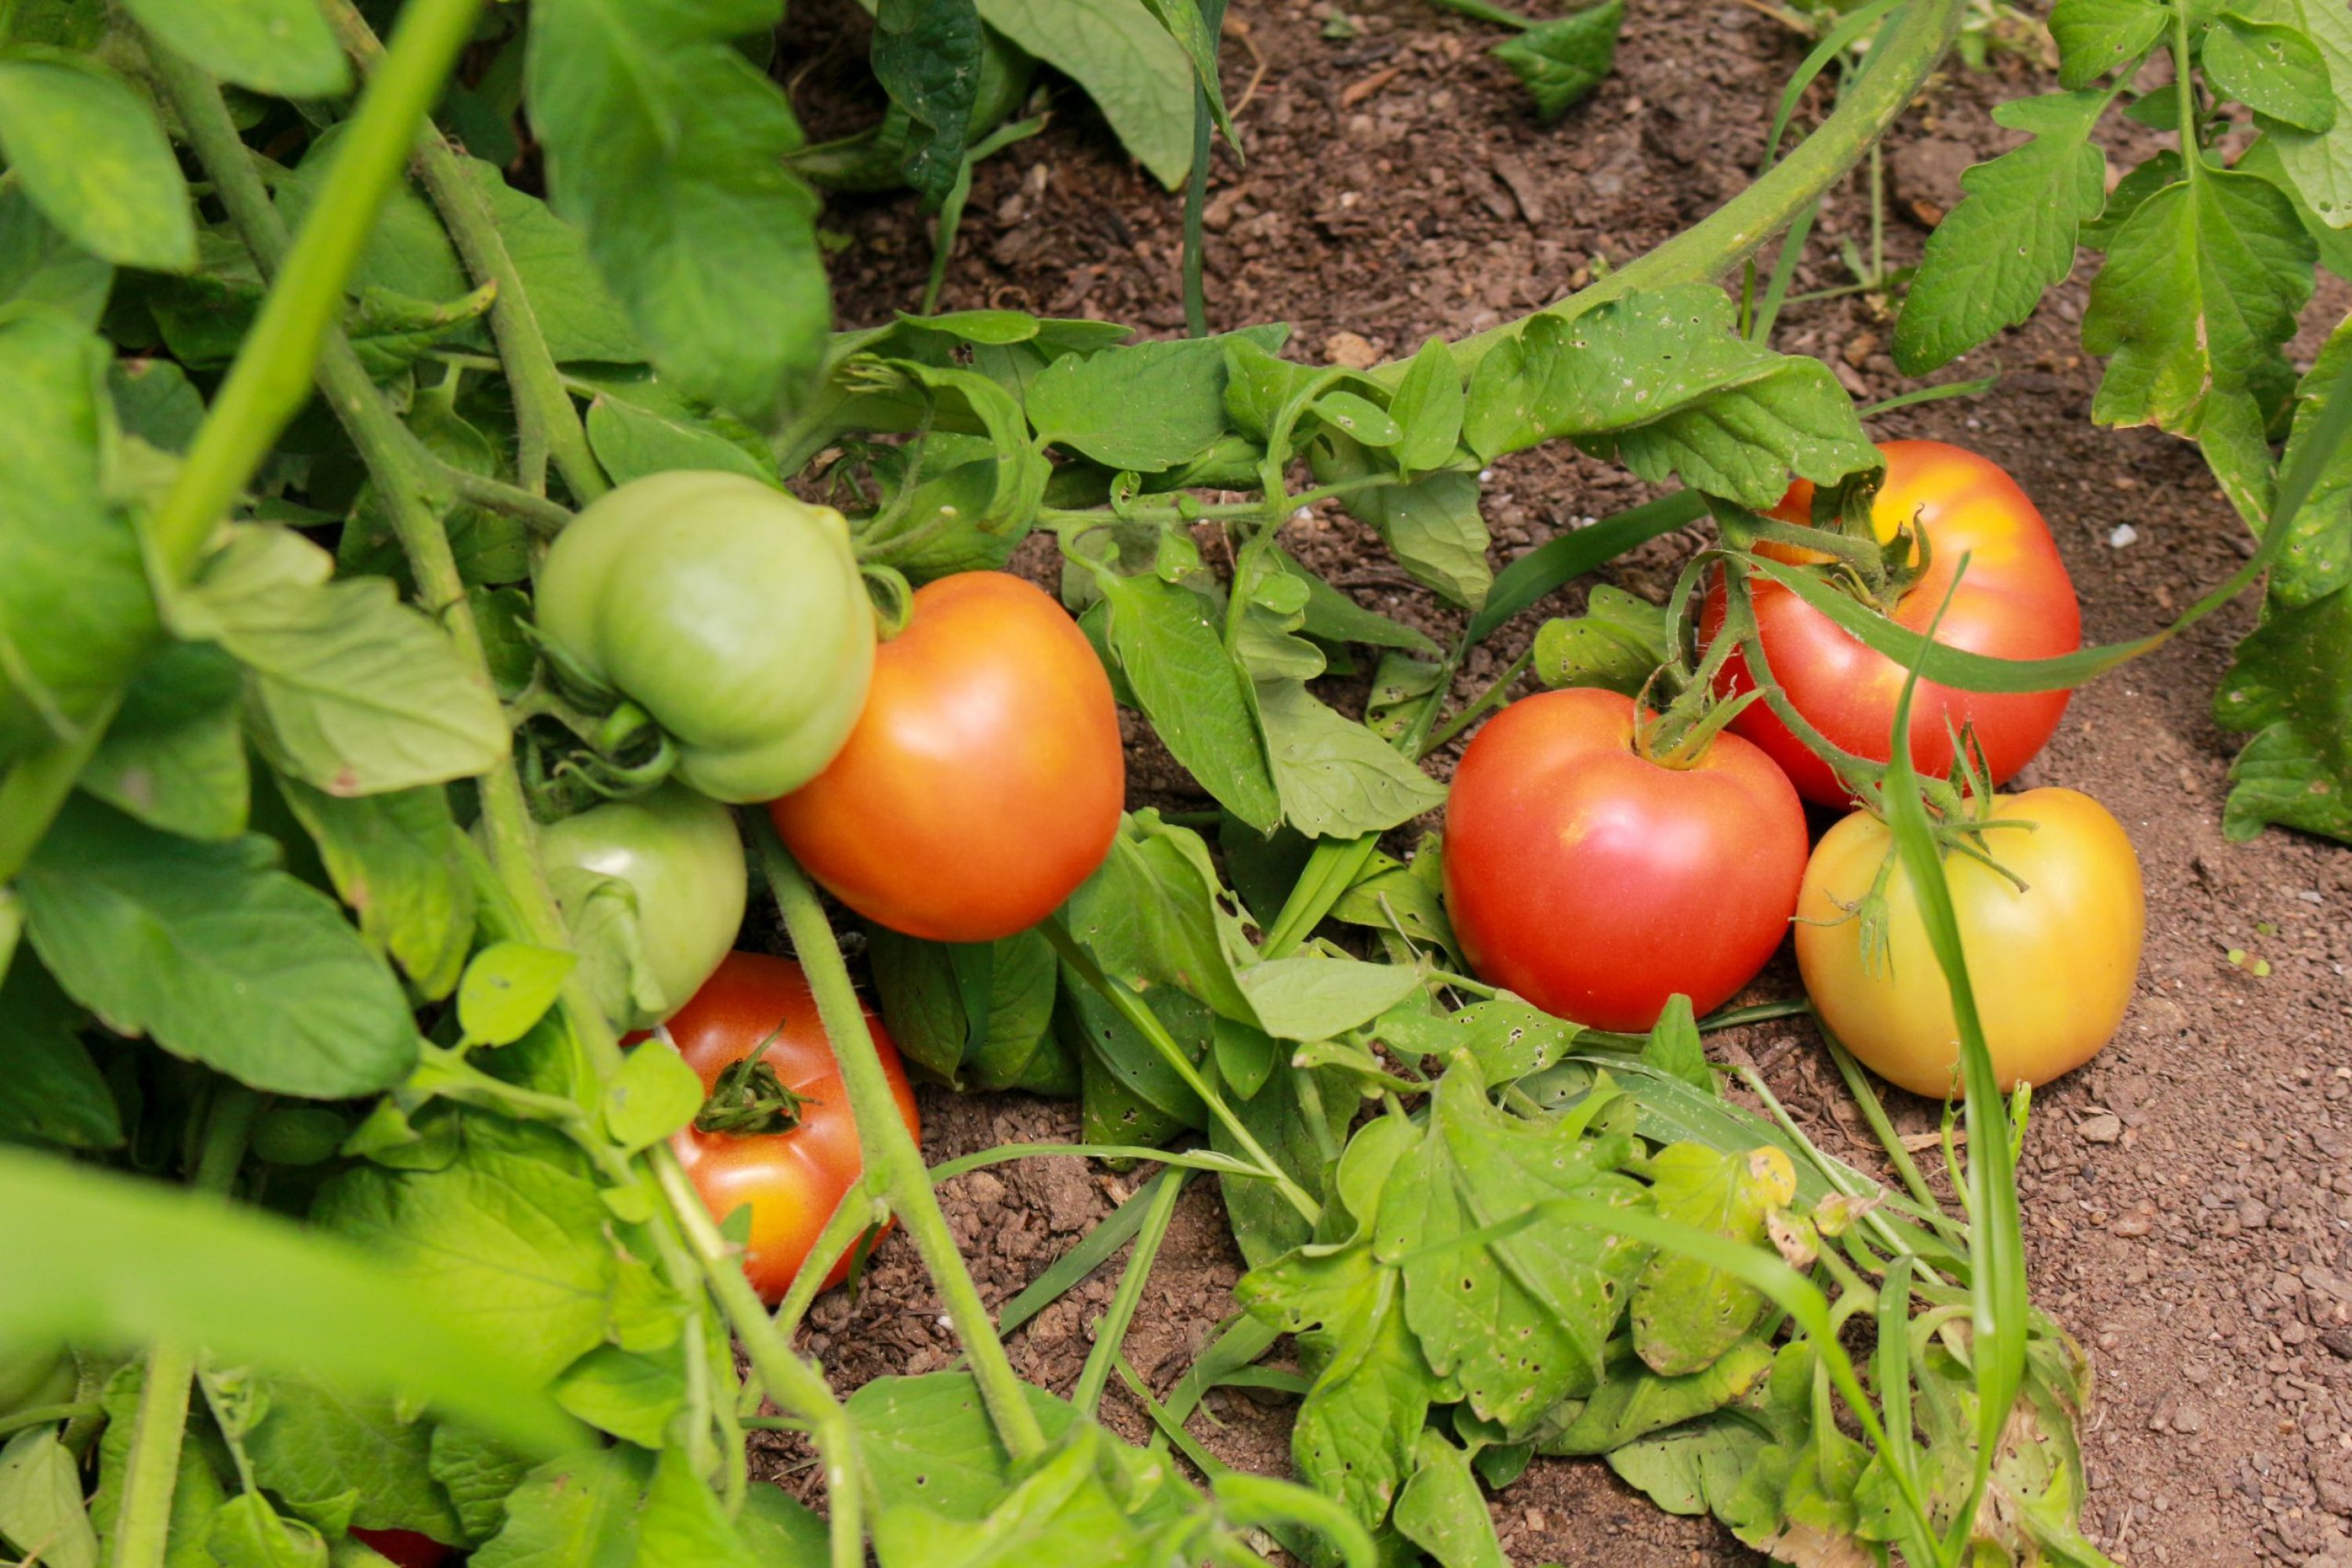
[1492,0,1624,122]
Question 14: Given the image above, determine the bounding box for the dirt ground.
[764,1,2352,1562]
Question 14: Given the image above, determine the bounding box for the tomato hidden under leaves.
[1702,440,2082,806]
[770,572,1124,944]
[347,1529,451,1568]
[1796,787,2143,1099]
[539,782,747,1025]
[664,951,919,1301]
[1442,686,1809,1033]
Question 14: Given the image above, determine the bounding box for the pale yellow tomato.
[1795,788,2143,1098]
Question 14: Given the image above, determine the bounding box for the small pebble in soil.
[2079,1112,2124,1144]
[2110,524,2140,547]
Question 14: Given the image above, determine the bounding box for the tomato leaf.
[2047,0,2166,87]
[1232,951,1422,1042]
[1213,1060,1350,1269]
[118,0,348,96]
[1491,0,1622,122]
[1388,337,1468,473]
[552,1344,686,1452]
[584,394,775,488]
[873,0,985,207]
[1315,443,1494,610]
[82,641,250,844]
[600,1039,705,1153]
[526,0,828,423]
[0,959,118,1152]
[1892,91,2111,376]
[869,927,1072,1094]
[467,1447,651,1566]
[20,797,419,1098]
[430,1426,532,1548]
[243,1375,462,1541]
[1059,959,1213,1145]
[848,1374,1080,1521]
[1392,1428,1507,1568]
[1530,583,1671,695]
[2214,583,2352,842]
[2259,0,2352,229]
[2266,314,2352,607]
[1028,326,1286,471]
[1629,1143,1795,1376]
[975,0,1194,189]
[0,185,111,327]
[0,50,194,271]
[2082,166,2314,434]
[2205,9,2337,133]
[0,1425,99,1568]
[274,777,478,1003]
[1542,1335,1774,1455]
[448,158,642,365]
[1252,678,1449,839]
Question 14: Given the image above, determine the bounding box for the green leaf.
[0,1426,98,1568]
[1630,1142,1795,1376]
[554,1344,684,1450]
[1060,960,1212,1145]
[868,927,1072,1094]
[210,1494,327,1568]
[345,281,499,381]
[1376,1065,1648,1434]
[1232,951,1422,1041]
[273,127,473,310]
[0,1149,582,1455]
[2082,166,2315,433]
[1639,994,1715,1094]
[1315,390,1402,448]
[1530,583,1670,694]
[1089,568,1282,831]
[869,1429,1151,1568]
[245,1376,461,1541]
[470,1448,650,1568]
[1465,287,1877,506]
[527,0,829,422]
[0,51,194,271]
[975,0,1194,188]
[1602,1410,1773,1517]
[274,778,477,1001]
[1137,0,1239,158]
[2262,0,2352,227]
[1541,1334,1773,1454]
[1490,0,1622,121]
[1316,445,1493,610]
[875,0,985,205]
[187,527,511,796]
[1388,338,1467,473]
[313,1117,619,1384]
[448,158,641,363]
[1029,328,1285,471]
[2215,583,2352,841]
[637,1443,763,1566]
[1467,490,1706,645]
[1330,842,1459,965]
[108,358,205,452]
[1392,1430,1506,1568]
[0,958,120,1151]
[1216,1059,1349,1269]
[120,0,348,95]
[583,394,774,487]
[2267,318,2352,605]
[2048,0,2166,86]
[1371,994,1580,1081]
[20,797,419,1098]
[600,1038,705,1152]
[1892,91,2111,376]
[849,1374,1079,1520]
[82,641,250,842]
[2240,133,2352,279]
[1253,678,1448,839]
[459,942,579,1048]
[0,309,155,762]
[429,1425,532,1548]
[1067,811,1258,1025]
[0,184,111,326]
[2205,9,2337,132]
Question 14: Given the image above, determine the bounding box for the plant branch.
[752,818,1050,1463]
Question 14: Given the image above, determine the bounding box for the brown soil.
[764,1,2352,1562]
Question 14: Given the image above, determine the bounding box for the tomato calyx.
[694,1053,815,1136]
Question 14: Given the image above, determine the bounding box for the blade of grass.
[997,1167,1175,1336]
[1857,375,1999,418]
[930,1142,1265,1184]
[1759,0,1902,172]
[1072,1167,1190,1416]
[1465,491,1707,645]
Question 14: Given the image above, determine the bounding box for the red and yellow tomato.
[1443,687,1809,1032]
[771,572,1123,943]
[1702,441,2081,805]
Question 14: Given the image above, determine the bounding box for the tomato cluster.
[1446,442,2142,1098]
[532,475,1127,1302]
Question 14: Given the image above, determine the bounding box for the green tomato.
[0,1343,75,1416]
[541,783,748,1023]
[536,472,876,803]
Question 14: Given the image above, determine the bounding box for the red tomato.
[665,952,919,1301]
[770,572,1123,943]
[1700,441,2081,805]
[1442,688,1808,1032]
[348,1530,450,1568]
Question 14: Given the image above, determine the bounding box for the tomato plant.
[535,472,877,804]
[1796,788,2145,1098]
[1700,441,2082,805]
[1442,687,1808,1032]
[771,572,1123,944]
[538,782,747,1023]
[664,951,919,1300]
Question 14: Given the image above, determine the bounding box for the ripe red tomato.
[1442,687,1808,1032]
[348,1530,450,1568]
[1700,441,2081,805]
[770,572,1123,944]
[664,952,919,1301]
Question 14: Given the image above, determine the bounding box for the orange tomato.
[771,572,1123,943]
[665,953,919,1300]
[1701,441,2081,805]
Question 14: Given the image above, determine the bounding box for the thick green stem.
[1403,0,1965,379]
[753,821,1049,1463]
[320,0,606,505]
[109,1091,257,1568]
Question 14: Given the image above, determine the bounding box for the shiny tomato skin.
[347,1530,451,1568]
[1442,687,1809,1033]
[665,952,919,1300]
[1795,788,2143,1098]
[1701,441,2082,804]
[770,572,1123,944]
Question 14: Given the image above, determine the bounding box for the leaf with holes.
[1628,1143,1795,1377]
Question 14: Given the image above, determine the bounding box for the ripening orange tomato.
[1701,441,2082,805]
[771,572,1123,943]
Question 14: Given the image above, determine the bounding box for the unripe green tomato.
[541,783,749,1022]
[0,1343,75,1416]
[535,472,876,803]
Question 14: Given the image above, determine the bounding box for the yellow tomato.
[1795,788,2143,1098]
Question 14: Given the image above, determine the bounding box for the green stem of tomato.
[1036,470,1410,529]
[319,0,606,506]
[108,1091,256,1568]
[752,818,1051,1464]
[1405,0,1965,380]
[740,1184,884,1417]
[1040,915,1324,1229]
